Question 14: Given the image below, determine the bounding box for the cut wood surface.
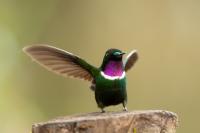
[32,110,178,133]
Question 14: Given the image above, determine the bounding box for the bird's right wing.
[23,45,99,82]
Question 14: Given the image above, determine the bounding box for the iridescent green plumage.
[23,45,138,112]
[95,74,127,110]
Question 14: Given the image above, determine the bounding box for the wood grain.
[32,110,178,133]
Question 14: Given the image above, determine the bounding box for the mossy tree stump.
[32,110,178,133]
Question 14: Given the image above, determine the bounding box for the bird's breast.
[100,71,126,80]
[95,72,126,91]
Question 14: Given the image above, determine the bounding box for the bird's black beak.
[120,52,126,55]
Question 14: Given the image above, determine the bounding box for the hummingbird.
[23,45,138,112]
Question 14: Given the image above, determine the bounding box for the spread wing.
[124,50,138,72]
[23,45,98,82]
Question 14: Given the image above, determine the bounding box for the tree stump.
[32,110,178,133]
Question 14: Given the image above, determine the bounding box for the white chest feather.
[100,71,126,80]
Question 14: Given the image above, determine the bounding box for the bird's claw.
[123,107,128,111]
[101,109,105,113]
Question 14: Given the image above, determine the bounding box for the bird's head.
[104,49,125,62]
[101,48,125,72]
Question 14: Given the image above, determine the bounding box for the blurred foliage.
[0,0,200,133]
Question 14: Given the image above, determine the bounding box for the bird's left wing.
[23,45,99,82]
[124,50,138,72]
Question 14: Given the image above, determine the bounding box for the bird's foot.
[123,107,128,111]
[101,108,105,113]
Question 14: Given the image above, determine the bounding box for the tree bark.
[32,110,178,133]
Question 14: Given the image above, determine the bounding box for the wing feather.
[124,50,138,72]
[23,45,98,81]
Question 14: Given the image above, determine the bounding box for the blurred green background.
[0,0,200,133]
